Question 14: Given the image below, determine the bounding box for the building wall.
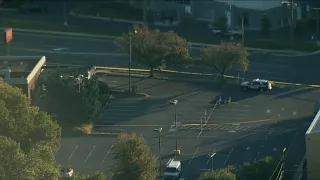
[305,132,320,179]
[191,0,289,29]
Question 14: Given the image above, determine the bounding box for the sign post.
[4,28,13,56]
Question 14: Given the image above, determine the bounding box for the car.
[60,167,74,178]
[169,100,178,105]
[240,78,272,92]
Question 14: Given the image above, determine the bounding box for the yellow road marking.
[94,118,275,127]
[93,66,320,88]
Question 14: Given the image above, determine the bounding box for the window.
[166,167,179,173]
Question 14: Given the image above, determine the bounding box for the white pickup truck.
[212,28,242,38]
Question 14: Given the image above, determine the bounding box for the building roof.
[306,109,320,135]
[0,56,46,84]
[215,0,283,10]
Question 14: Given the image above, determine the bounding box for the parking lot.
[55,76,319,178]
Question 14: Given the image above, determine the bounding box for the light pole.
[63,0,68,26]
[208,152,216,170]
[169,100,178,150]
[312,8,320,43]
[154,128,163,176]
[282,0,297,42]
[128,30,137,93]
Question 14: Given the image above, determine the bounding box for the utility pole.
[129,33,132,92]
[174,104,178,150]
[290,0,294,42]
[63,0,68,26]
[143,0,147,24]
[154,128,163,176]
[242,16,244,45]
[312,8,320,42]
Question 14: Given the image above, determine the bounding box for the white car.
[60,167,74,177]
[169,100,178,105]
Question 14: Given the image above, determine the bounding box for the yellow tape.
[93,66,320,88]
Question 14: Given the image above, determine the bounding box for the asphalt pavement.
[53,76,319,178]
[6,31,320,85]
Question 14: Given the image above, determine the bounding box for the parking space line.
[103,145,114,162]
[224,148,234,165]
[85,145,96,162]
[188,147,199,164]
[68,145,78,162]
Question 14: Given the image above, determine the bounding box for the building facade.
[0,56,46,103]
[145,0,310,29]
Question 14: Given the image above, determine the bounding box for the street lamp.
[63,0,68,26]
[208,152,216,170]
[169,100,179,151]
[128,30,137,92]
[154,128,163,176]
[282,0,297,43]
[312,8,320,43]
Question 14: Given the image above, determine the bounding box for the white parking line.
[224,148,234,165]
[111,106,137,108]
[188,147,199,164]
[85,145,96,162]
[68,145,78,161]
[103,145,114,162]
[55,144,61,155]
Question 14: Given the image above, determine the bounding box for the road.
[5,32,320,85]
[55,76,317,178]
[0,2,314,42]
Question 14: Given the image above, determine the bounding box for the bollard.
[237,73,240,84]
[228,97,231,106]
[200,118,203,131]
[219,96,221,105]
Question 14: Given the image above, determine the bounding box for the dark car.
[18,3,47,14]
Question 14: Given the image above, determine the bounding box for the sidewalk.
[3,27,318,56]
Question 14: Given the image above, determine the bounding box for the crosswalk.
[173,124,293,133]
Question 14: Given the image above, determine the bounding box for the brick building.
[0,56,46,102]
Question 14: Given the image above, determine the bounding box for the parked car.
[60,167,74,178]
[212,28,242,38]
[18,3,47,14]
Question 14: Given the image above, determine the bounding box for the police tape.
[93,66,320,88]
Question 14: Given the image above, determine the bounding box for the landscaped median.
[94,66,320,88]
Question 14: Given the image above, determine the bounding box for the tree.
[0,79,61,179]
[200,42,249,80]
[111,133,157,180]
[86,171,106,180]
[199,168,237,180]
[261,13,271,37]
[241,156,277,180]
[162,30,191,68]
[115,25,190,77]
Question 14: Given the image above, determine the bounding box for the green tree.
[213,16,228,32]
[200,42,249,80]
[115,25,190,77]
[111,133,157,180]
[0,79,61,179]
[199,168,237,180]
[242,156,277,180]
[86,171,106,180]
[162,30,191,68]
[82,76,102,123]
[260,13,271,37]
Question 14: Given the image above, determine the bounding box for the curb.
[94,66,320,88]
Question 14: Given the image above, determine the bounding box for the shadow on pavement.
[176,116,311,179]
